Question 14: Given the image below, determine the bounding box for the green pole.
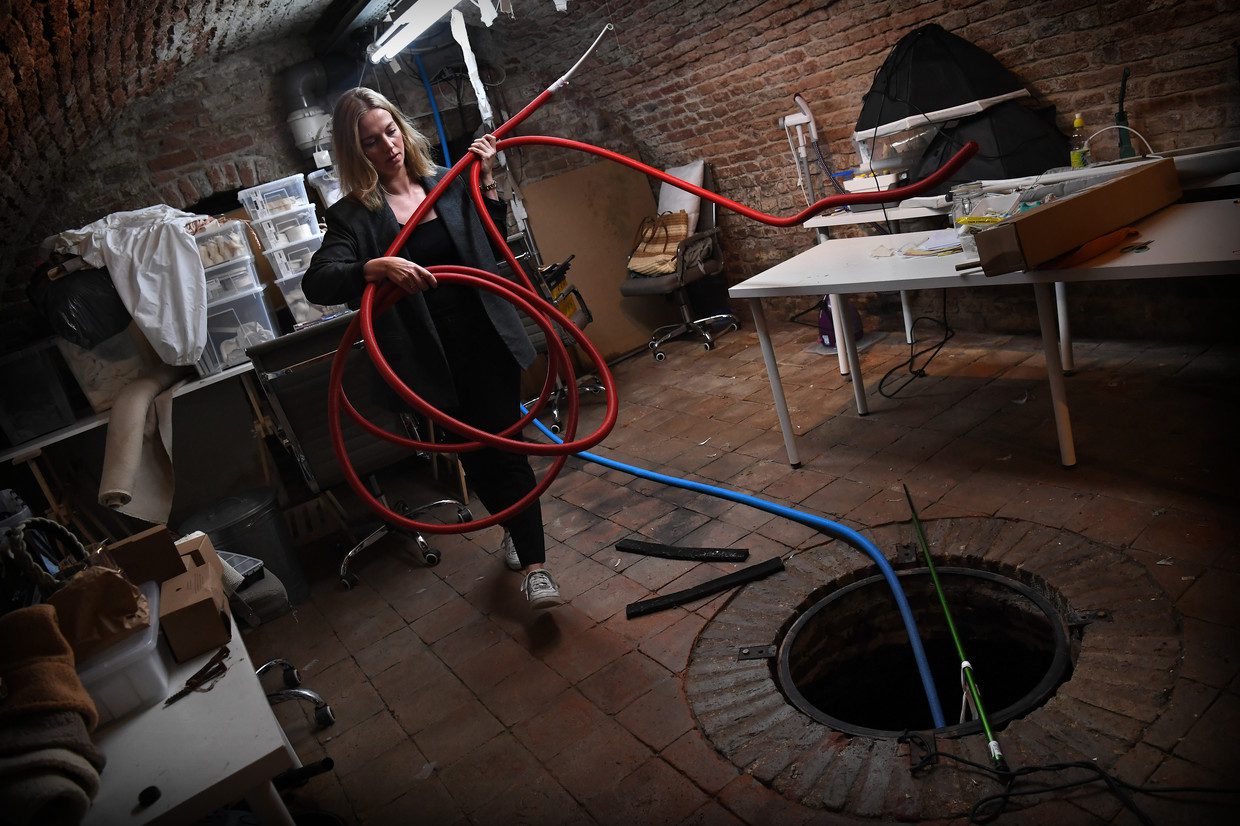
[903,484,1007,770]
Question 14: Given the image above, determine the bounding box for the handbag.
[627,210,692,276]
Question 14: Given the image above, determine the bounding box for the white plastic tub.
[76,581,170,727]
[262,234,322,282]
[307,168,343,208]
[275,272,349,326]
[238,173,310,222]
[195,287,279,376]
[194,221,250,269]
[251,203,320,251]
[204,255,260,304]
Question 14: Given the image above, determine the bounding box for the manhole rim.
[776,565,1072,739]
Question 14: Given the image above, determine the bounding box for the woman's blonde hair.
[331,87,436,211]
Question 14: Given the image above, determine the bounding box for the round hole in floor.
[776,565,1073,738]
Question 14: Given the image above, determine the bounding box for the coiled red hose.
[327,86,978,535]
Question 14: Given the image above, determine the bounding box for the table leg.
[1055,281,1075,374]
[900,290,915,344]
[827,294,849,376]
[748,299,801,468]
[836,295,869,416]
[244,780,295,826]
[1034,282,1076,467]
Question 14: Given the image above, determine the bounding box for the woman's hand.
[469,134,499,189]
[364,256,437,293]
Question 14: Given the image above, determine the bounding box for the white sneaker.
[521,569,562,609]
[499,531,522,571]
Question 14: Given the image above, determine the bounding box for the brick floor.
[242,324,1239,823]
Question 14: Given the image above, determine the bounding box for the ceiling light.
[369,0,462,64]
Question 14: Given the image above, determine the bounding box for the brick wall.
[2,1,1237,350]
[497,0,1240,338]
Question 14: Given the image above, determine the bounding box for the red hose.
[326,91,978,534]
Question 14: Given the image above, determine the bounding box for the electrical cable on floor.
[877,288,955,398]
[899,730,1240,825]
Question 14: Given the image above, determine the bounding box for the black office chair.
[619,163,740,360]
[246,313,470,588]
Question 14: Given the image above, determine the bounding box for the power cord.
[877,289,954,398]
[900,730,1240,825]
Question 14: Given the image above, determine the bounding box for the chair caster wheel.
[456,507,472,523]
[340,574,358,590]
[703,342,714,351]
[422,550,440,567]
[550,423,561,434]
[314,705,336,728]
[653,350,666,361]
[728,322,739,332]
[283,668,302,689]
[394,500,413,517]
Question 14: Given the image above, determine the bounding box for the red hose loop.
[328,96,979,533]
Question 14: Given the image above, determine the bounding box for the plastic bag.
[26,261,132,350]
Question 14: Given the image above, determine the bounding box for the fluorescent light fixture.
[369,0,462,64]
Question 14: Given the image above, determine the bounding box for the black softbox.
[855,24,1024,134]
[910,101,1069,195]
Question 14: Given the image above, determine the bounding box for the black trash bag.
[26,261,132,349]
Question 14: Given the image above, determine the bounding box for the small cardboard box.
[975,158,1182,276]
[160,543,232,663]
[106,526,186,586]
[174,531,226,588]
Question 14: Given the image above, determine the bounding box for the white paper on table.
[915,229,963,252]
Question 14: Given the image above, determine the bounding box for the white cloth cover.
[49,205,208,366]
[657,160,706,232]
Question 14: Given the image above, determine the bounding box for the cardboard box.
[106,526,186,586]
[174,531,226,588]
[160,564,231,663]
[975,158,1182,276]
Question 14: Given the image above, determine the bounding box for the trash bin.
[179,488,309,604]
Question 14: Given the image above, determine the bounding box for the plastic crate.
[238,173,310,222]
[194,220,250,269]
[195,288,279,376]
[0,339,80,445]
[307,168,343,208]
[204,255,260,304]
[56,324,164,414]
[76,581,170,727]
[275,272,349,326]
[263,234,322,282]
[251,203,320,251]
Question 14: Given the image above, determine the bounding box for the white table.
[730,198,1240,468]
[85,612,298,825]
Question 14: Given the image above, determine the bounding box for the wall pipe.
[413,54,453,166]
[326,25,977,729]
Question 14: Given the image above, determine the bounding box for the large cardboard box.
[106,526,186,586]
[975,158,1182,276]
[160,533,231,662]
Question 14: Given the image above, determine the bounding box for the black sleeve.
[481,195,509,258]
[303,205,369,306]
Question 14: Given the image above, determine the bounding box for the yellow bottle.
[1069,113,1091,169]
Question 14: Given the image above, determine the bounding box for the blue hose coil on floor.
[528,413,948,728]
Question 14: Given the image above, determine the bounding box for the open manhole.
[776,566,1072,738]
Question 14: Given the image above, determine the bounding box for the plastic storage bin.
[204,254,260,304]
[56,324,165,414]
[238,173,310,222]
[307,168,343,208]
[263,234,322,282]
[76,581,170,727]
[0,339,81,445]
[195,288,279,376]
[275,272,349,326]
[194,220,250,269]
[251,203,320,251]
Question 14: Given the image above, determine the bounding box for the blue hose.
[414,54,453,166]
[527,412,948,728]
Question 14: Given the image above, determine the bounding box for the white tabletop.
[733,199,1240,299]
[85,613,293,825]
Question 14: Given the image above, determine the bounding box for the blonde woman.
[304,87,560,609]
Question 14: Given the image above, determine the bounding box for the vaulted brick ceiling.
[0,0,341,250]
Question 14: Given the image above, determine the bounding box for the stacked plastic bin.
[192,220,278,376]
[242,173,347,329]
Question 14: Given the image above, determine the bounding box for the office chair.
[620,162,740,360]
[499,253,605,434]
[246,313,470,588]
